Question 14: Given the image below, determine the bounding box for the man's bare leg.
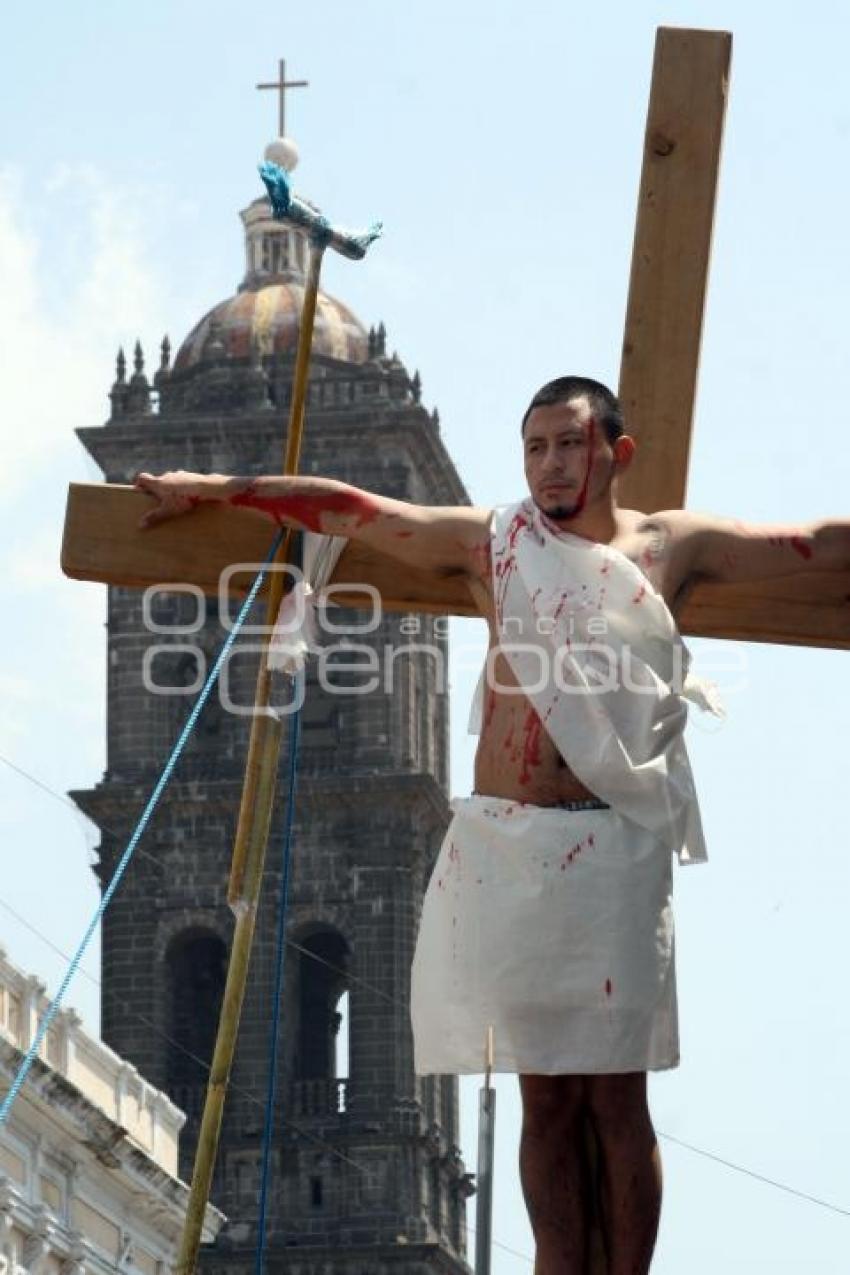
[518,1074,589,1274]
[585,1072,661,1275]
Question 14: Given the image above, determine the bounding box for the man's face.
[523,396,618,520]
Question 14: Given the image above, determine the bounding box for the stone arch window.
[261,234,290,276]
[295,928,350,1082]
[165,928,227,1112]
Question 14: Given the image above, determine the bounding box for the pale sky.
[1,2,849,1271]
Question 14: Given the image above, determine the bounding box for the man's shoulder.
[621,506,715,544]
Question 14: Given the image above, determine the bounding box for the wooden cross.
[256,57,308,137]
[63,28,850,650]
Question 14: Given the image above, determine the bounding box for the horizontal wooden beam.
[617,27,732,513]
[62,483,850,648]
[61,483,479,614]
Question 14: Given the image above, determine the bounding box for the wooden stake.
[618,28,732,513]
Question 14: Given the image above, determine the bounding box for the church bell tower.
[71,86,474,1274]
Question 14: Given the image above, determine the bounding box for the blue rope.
[0,530,284,1127]
[255,668,303,1275]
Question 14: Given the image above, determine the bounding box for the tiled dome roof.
[173,283,369,370]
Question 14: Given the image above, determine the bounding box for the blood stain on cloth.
[553,592,570,622]
[632,583,646,605]
[506,510,530,551]
[558,833,595,870]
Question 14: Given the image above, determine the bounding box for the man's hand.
[135,470,219,528]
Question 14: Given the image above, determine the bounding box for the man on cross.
[135,373,850,1274]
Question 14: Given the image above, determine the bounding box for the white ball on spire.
[264,137,299,172]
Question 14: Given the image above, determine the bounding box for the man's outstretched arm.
[661,510,850,584]
[134,469,492,578]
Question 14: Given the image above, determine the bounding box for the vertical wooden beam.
[618,27,732,513]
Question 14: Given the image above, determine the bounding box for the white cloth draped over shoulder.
[468,499,723,863]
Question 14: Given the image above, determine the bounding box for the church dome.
[173,283,369,370]
[173,193,369,372]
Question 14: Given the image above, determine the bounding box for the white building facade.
[0,949,223,1275]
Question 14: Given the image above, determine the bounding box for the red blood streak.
[518,709,543,785]
[567,418,596,518]
[553,592,570,622]
[494,554,518,619]
[790,535,813,560]
[395,530,414,538]
[229,482,382,532]
[605,978,612,997]
[632,583,646,605]
[483,687,497,729]
[506,512,530,550]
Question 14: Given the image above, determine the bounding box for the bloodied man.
[136,375,850,1275]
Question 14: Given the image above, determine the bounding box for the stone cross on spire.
[256,58,308,138]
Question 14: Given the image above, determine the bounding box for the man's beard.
[534,461,616,522]
[535,497,580,521]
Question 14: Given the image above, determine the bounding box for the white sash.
[470,500,722,863]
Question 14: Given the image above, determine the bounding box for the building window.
[295,929,349,1081]
[165,930,227,1106]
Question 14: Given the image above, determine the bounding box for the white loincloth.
[411,794,678,1075]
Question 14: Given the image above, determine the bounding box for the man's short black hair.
[521,376,625,444]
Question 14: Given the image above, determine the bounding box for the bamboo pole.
[175,241,326,1275]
